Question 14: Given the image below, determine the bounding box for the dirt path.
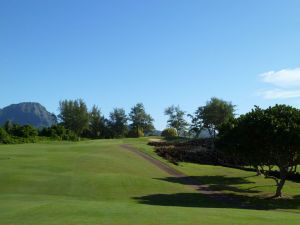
[121,144,185,177]
[120,144,219,195]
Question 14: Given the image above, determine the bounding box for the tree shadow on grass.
[155,176,262,194]
[134,192,300,210]
[134,176,300,211]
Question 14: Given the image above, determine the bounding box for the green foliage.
[0,128,11,144]
[217,104,300,197]
[58,99,89,136]
[0,122,39,144]
[4,123,37,138]
[129,103,154,136]
[161,128,178,138]
[109,108,128,138]
[128,127,144,138]
[190,97,235,138]
[15,125,38,138]
[88,105,106,139]
[3,120,13,134]
[0,120,79,144]
[39,125,78,141]
[164,105,188,136]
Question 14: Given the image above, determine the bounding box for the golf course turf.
[0,138,300,225]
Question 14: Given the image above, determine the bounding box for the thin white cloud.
[259,89,300,100]
[260,68,300,87]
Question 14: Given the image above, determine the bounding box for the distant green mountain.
[0,102,57,128]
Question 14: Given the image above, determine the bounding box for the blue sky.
[1,0,300,130]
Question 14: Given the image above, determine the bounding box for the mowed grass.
[0,139,300,225]
[129,138,300,209]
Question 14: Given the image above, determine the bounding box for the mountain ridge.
[0,102,57,128]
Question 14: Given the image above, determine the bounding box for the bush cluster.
[39,125,78,141]
[149,138,216,164]
[161,128,178,138]
[0,122,78,144]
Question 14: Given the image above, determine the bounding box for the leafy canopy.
[58,99,89,136]
[129,103,154,136]
[218,104,300,197]
[109,108,128,138]
[165,105,188,136]
[190,97,235,138]
[89,105,106,138]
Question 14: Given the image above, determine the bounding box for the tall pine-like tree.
[109,108,128,138]
[129,103,154,137]
[89,105,105,138]
[58,99,89,136]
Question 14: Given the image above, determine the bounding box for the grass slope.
[0,139,299,225]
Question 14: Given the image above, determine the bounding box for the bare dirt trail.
[121,144,185,177]
[120,144,218,195]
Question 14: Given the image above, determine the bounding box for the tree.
[89,105,106,138]
[58,99,89,136]
[190,97,235,139]
[3,120,13,134]
[164,105,188,136]
[0,128,10,144]
[109,108,128,138]
[129,103,154,137]
[217,105,300,197]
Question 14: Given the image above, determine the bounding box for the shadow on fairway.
[134,192,300,210]
[133,176,300,210]
[156,176,261,194]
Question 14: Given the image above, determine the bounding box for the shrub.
[19,125,38,138]
[161,128,178,138]
[39,125,78,141]
[9,124,38,138]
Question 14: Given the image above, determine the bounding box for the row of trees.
[0,99,155,143]
[58,100,154,139]
[164,97,235,139]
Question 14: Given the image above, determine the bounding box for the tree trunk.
[254,166,261,176]
[274,168,287,198]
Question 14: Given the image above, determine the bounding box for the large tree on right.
[218,105,300,197]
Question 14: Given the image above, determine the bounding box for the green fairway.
[0,139,300,225]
